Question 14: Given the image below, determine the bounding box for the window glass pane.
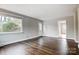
[0,16,1,22]
[2,16,5,22]
[0,16,22,33]
[0,16,2,32]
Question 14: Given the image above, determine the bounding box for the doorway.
[58,20,66,38]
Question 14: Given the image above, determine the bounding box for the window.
[0,16,22,33]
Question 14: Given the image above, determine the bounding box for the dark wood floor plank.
[0,36,78,55]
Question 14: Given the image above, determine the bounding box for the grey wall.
[75,8,79,42]
[0,9,75,47]
[0,10,42,46]
[43,16,75,39]
[43,20,59,37]
[66,16,75,39]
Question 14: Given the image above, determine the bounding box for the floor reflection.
[59,38,68,54]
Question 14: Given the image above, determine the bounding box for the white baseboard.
[0,36,41,47]
[43,35,59,38]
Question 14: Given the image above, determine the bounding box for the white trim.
[58,20,66,38]
[67,38,75,39]
[0,31,23,34]
[43,35,59,38]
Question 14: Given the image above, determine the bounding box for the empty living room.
[0,4,79,55]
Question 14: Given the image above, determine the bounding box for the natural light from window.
[0,16,22,33]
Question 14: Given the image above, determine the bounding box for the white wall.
[66,16,75,39]
[43,16,75,39]
[0,10,42,47]
[43,20,59,37]
[0,4,76,21]
[0,5,76,46]
[73,7,79,45]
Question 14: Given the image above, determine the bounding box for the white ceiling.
[0,4,77,20]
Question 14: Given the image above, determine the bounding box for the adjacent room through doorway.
[58,20,66,38]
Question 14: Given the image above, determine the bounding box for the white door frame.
[58,20,66,38]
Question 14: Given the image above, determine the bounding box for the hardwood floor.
[0,36,78,55]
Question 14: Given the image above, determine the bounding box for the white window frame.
[0,16,23,34]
